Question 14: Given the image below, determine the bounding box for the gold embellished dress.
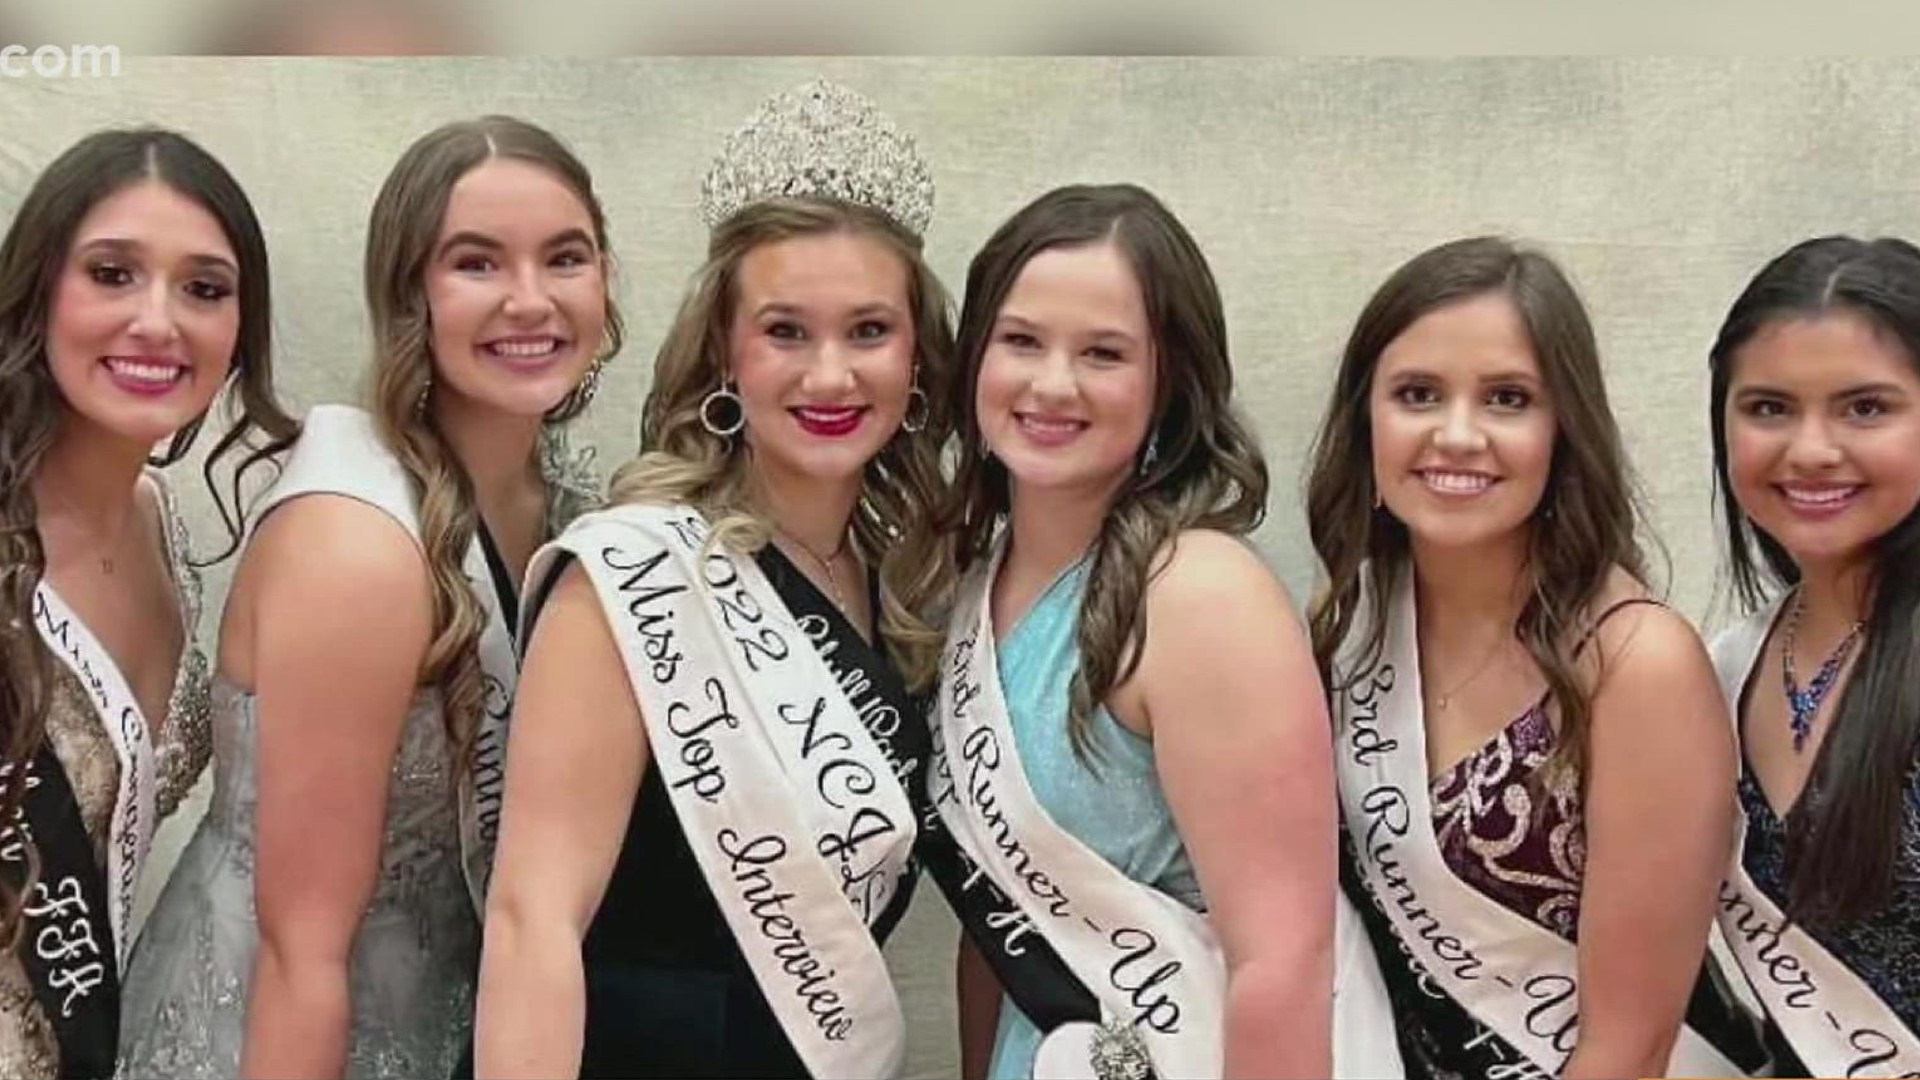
[0,472,213,1078]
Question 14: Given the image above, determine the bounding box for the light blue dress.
[986,559,1204,1080]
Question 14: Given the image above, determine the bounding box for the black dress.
[567,544,927,1078]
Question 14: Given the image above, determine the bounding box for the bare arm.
[956,932,1005,1080]
[475,562,646,1079]
[1563,606,1737,1080]
[240,498,431,1080]
[1131,531,1336,1080]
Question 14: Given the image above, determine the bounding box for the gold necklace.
[773,524,853,614]
[1430,629,1511,712]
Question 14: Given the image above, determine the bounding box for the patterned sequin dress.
[0,472,213,1079]
[1341,600,1761,1079]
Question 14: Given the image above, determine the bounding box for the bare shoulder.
[1146,528,1294,616]
[525,559,615,658]
[1583,571,1727,746]
[1583,568,1710,684]
[248,493,428,598]
[243,495,433,667]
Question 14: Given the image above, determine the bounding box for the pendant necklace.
[774,524,852,615]
[1432,629,1509,712]
[1780,589,1864,754]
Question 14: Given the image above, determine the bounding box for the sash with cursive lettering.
[527,503,916,1079]
[1710,602,1920,1079]
[1335,567,1742,1078]
[917,737,1099,1040]
[16,582,161,1075]
[933,538,1402,1079]
[0,742,118,1078]
[457,531,519,914]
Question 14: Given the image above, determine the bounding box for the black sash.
[768,548,1134,1068]
[1341,826,1769,1080]
[1,740,120,1079]
[912,632,1099,1036]
[755,546,927,940]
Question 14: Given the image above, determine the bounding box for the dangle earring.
[574,354,607,409]
[901,369,929,434]
[1137,429,1160,477]
[414,369,434,416]
[700,379,746,439]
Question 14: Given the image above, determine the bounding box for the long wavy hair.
[945,184,1269,760]
[363,116,623,777]
[1306,237,1648,787]
[611,197,955,690]
[1711,235,1920,924]
[0,127,293,946]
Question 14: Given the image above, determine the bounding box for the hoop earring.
[700,382,746,438]
[901,385,929,434]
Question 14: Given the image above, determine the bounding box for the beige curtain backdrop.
[4,57,1915,1076]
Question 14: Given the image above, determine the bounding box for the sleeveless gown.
[983,558,1202,1080]
[531,542,926,1079]
[1341,598,1764,1078]
[117,406,481,1078]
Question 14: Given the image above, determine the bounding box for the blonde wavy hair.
[611,197,955,690]
[945,184,1269,763]
[364,116,623,775]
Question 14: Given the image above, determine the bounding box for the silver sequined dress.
[117,679,477,1078]
[116,408,482,1079]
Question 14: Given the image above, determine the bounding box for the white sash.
[30,582,158,973]
[531,503,913,1078]
[933,539,1403,1079]
[1711,604,1920,1078]
[1334,569,1740,1077]
[458,534,518,912]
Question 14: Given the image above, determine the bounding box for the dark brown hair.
[1711,235,1920,924]
[1306,236,1648,787]
[946,183,1268,761]
[0,126,293,945]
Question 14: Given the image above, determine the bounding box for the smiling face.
[1368,290,1557,552]
[1725,310,1920,577]
[974,240,1157,500]
[729,228,916,488]
[422,157,607,420]
[44,178,240,448]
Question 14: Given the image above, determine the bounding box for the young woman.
[117,115,618,1078]
[474,80,951,1079]
[932,183,1381,1080]
[0,126,291,1078]
[1706,236,1920,1077]
[1308,236,1751,1079]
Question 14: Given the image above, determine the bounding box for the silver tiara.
[699,79,935,236]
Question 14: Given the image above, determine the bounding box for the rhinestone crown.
[699,79,935,236]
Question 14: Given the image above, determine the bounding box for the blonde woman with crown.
[474,82,954,1079]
